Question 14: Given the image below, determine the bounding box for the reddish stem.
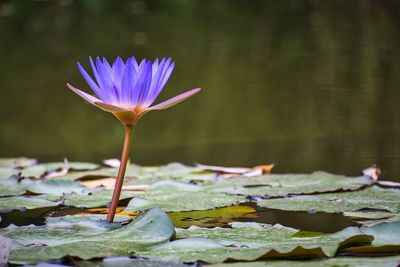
[106,126,133,222]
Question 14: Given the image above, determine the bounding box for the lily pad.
[0,158,37,168]
[9,208,175,264]
[0,168,19,180]
[46,214,132,224]
[342,221,400,253]
[62,190,139,208]
[0,176,27,197]
[41,162,100,172]
[123,180,246,212]
[77,257,194,267]
[209,255,400,267]
[257,186,400,214]
[27,180,89,196]
[136,222,373,263]
[0,196,60,212]
[210,172,373,197]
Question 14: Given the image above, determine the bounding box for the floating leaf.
[27,180,89,196]
[0,236,12,265]
[209,255,400,267]
[0,168,19,180]
[42,162,100,172]
[63,190,139,208]
[123,180,246,212]
[46,214,132,224]
[78,257,194,267]
[0,158,37,168]
[9,208,175,264]
[257,186,400,213]
[211,172,373,197]
[136,222,372,263]
[342,221,400,253]
[0,196,60,212]
[0,177,27,197]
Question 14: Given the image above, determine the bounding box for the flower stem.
[106,125,133,223]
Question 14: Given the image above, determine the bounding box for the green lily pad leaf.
[342,221,400,253]
[0,195,60,212]
[123,181,246,212]
[9,208,175,264]
[0,158,37,168]
[0,167,19,180]
[51,168,119,181]
[77,257,194,267]
[343,211,397,220]
[41,162,100,171]
[257,186,400,214]
[62,190,139,208]
[27,180,89,196]
[20,165,47,178]
[46,214,132,224]
[137,223,372,263]
[2,218,122,246]
[210,172,373,197]
[0,176,27,197]
[209,255,400,267]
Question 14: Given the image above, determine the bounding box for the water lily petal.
[149,88,201,111]
[144,58,166,107]
[121,58,136,107]
[96,58,117,103]
[158,61,175,92]
[94,102,129,113]
[146,58,173,105]
[66,83,101,105]
[131,60,150,106]
[77,63,103,99]
[112,57,125,93]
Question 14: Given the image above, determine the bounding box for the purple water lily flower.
[67,56,201,223]
[67,57,201,126]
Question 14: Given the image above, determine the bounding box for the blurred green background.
[0,0,399,180]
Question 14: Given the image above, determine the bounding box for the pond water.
[0,1,399,181]
[0,202,358,234]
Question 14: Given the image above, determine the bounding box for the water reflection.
[0,0,399,181]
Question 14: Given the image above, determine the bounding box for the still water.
[0,1,399,181]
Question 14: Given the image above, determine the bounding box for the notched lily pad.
[0,195,60,212]
[342,221,400,254]
[209,255,400,267]
[9,208,175,264]
[210,172,373,197]
[27,180,89,196]
[62,190,139,208]
[0,158,37,168]
[257,186,400,214]
[136,222,373,263]
[123,180,246,212]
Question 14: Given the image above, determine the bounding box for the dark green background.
[1,0,399,181]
